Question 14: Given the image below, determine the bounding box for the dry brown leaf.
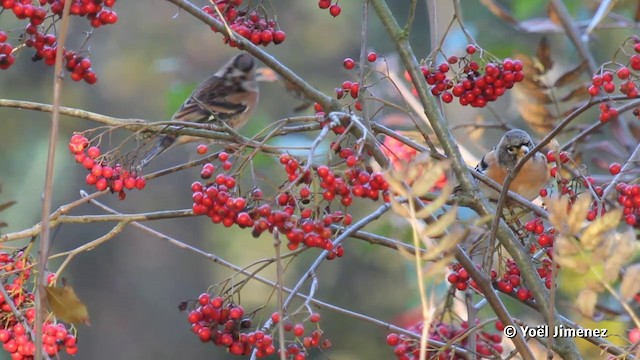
[620,263,640,302]
[535,37,554,72]
[567,194,591,236]
[553,62,588,88]
[45,285,90,325]
[576,288,598,318]
[559,86,589,103]
[479,0,520,26]
[581,208,623,250]
[0,201,15,213]
[546,2,562,26]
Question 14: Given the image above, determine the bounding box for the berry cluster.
[68,134,146,199]
[416,45,524,107]
[616,183,640,227]
[186,292,330,358]
[0,251,78,358]
[587,39,640,100]
[381,136,417,170]
[386,320,503,359]
[187,294,260,356]
[0,0,117,82]
[202,1,286,47]
[47,0,118,28]
[317,0,341,17]
[270,311,331,359]
[329,53,379,113]
[446,263,497,292]
[191,147,391,256]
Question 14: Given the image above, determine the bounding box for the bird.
[138,53,259,168]
[472,129,549,201]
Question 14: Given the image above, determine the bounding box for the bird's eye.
[507,146,517,154]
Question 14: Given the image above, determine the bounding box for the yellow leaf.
[620,264,640,302]
[422,206,457,238]
[566,193,591,236]
[581,208,623,250]
[601,229,637,282]
[45,285,90,325]
[576,288,598,318]
[414,184,452,219]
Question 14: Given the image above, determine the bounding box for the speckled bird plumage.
[139,53,258,168]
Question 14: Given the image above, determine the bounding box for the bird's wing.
[172,75,248,123]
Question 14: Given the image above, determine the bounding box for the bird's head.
[497,129,535,169]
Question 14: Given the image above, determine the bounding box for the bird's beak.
[518,146,530,157]
[255,67,279,82]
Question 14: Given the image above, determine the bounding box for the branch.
[35,1,73,357]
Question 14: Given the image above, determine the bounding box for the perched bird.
[139,53,259,168]
[473,129,549,201]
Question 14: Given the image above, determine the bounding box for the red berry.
[329,4,341,17]
[87,146,100,159]
[273,31,286,44]
[367,52,377,62]
[609,162,622,175]
[343,57,355,70]
[466,44,477,54]
[196,144,208,154]
[386,333,400,346]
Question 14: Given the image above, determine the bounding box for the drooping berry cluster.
[386,320,503,359]
[270,311,331,359]
[0,0,117,83]
[68,134,146,199]
[187,294,260,356]
[185,292,330,358]
[588,38,640,100]
[324,53,379,113]
[191,146,391,256]
[317,0,341,17]
[0,251,78,358]
[202,1,286,47]
[415,45,524,107]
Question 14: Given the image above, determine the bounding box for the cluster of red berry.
[326,52,379,113]
[202,0,286,47]
[68,134,146,199]
[415,45,524,107]
[48,0,118,27]
[588,38,640,120]
[269,311,331,359]
[380,136,418,170]
[615,182,640,227]
[187,294,262,356]
[0,0,117,82]
[317,0,341,17]
[588,39,640,100]
[446,263,497,292]
[0,251,78,358]
[386,320,503,359]
[191,146,391,256]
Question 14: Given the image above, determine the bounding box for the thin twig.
[35,1,73,358]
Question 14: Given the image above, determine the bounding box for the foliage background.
[0,0,635,359]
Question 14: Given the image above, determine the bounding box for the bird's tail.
[138,134,177,169]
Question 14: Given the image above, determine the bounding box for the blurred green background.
[0,1,637,359]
